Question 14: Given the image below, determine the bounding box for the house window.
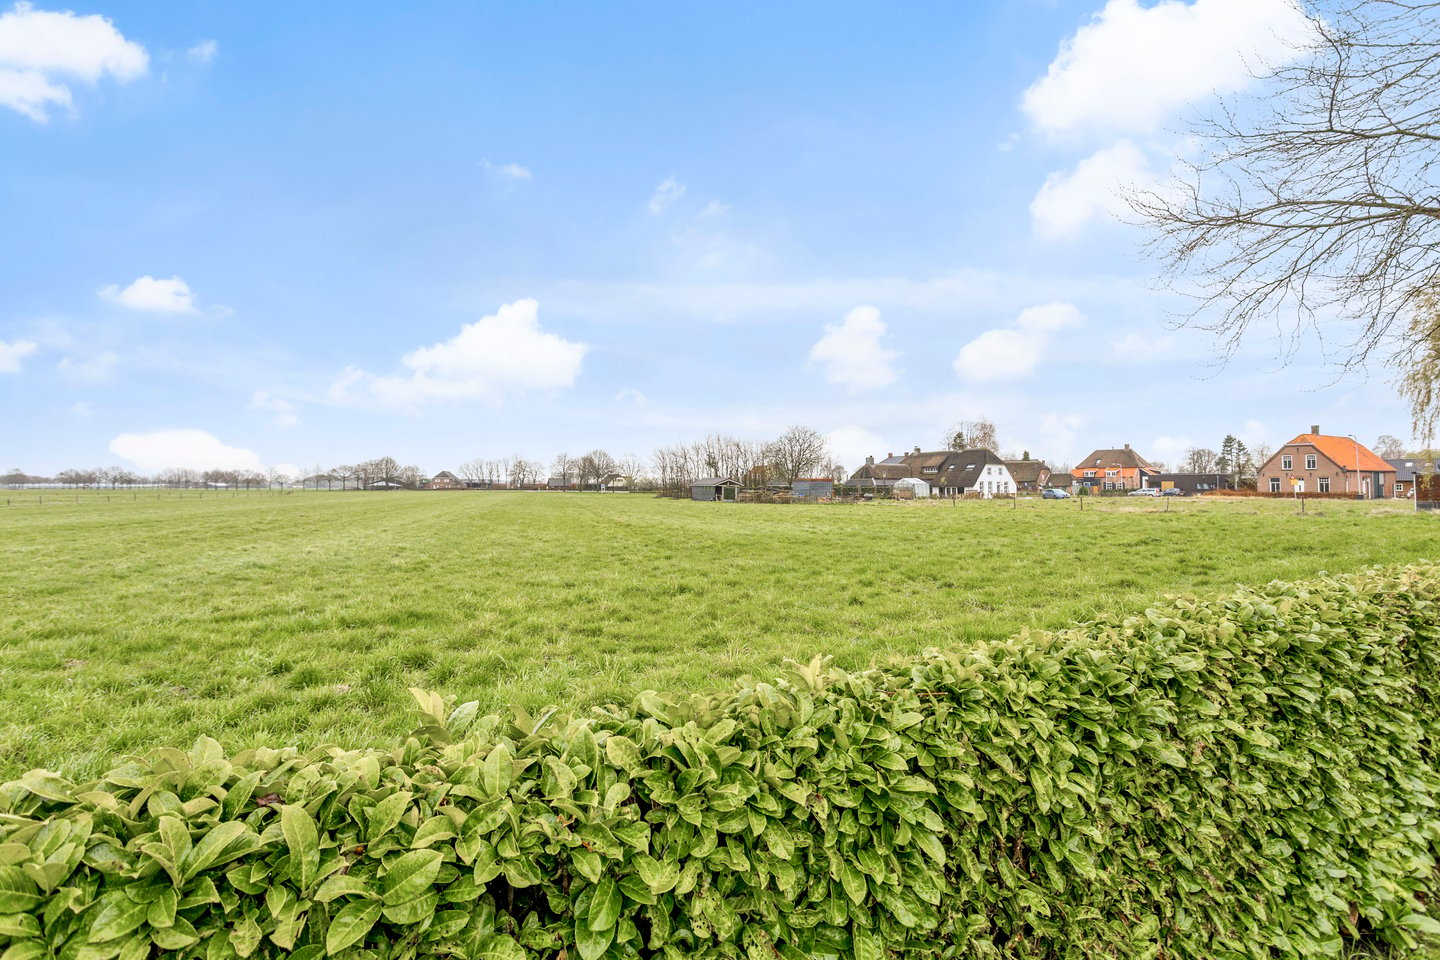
[1083,470,1095,477]
[1305,455,1317,470]
[1281,455,1292,470]
[1319,477,1330,493]
[1270,478,1281,493]
[1104,481,1114,490]
[1106,470,1118,477]
[922,466,938,474]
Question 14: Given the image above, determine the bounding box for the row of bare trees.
[650,427,843,497]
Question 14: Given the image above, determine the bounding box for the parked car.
[1161,488,1184,497]
[1127,488,1163,497]
[1042,487,1070,499]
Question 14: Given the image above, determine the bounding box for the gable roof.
[1281,434,1395,473]
[1388,458,1437,482]
[1003,460,1050,484]
[847,462,910,484]
[1079,447,1155,471]
[431,471,459,481]
[692,477,741,486]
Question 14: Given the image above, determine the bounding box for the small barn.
[790,478,834,500]
[690,477,741,502]
[892,477,931,499]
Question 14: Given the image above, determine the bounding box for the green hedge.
[4,565,1440,960]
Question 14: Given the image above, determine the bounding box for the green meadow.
[1,490,1434,779]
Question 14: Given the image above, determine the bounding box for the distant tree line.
[7,425,1420,493]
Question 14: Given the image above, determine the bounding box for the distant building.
[1148,473,1234,495]
[1389,458,1437,498]
[846,447,1015,498]
[690,477,741,502]
[426,471,465,490]
[1075,445,1157,491]
[1048,471,1075,490]
[1256,427,1396,498]
[790,478,835,499]
[598,473,631,492]
[1004,459,1052,493]
[891,477,931,499]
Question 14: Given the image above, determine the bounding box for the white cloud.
[0,1,148,122]
[250,390,300,428]
[481,159,532,180]
[71,400,91,417]
[1022,0,1311,138]
[648,178,685,215]
[808,305,900,390]
[0,337,37,372]
[953,302,1082,383]
[1149,434,1194,467]
[825,425,887,474]
[699,200,729,219]
[331,298,587,409]
[1111,331,1176,361]
[615,387,648,406]
[98,275,196,313]
[186,39,217,65]
[1031,139,1151,240]
[109,429,264,472]
[56,350,117,382]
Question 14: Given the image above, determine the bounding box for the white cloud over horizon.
[250,390,301,428]
[1030,139,1151,241]
[808,305,900,390]
[954,302,1082,383]
[0,1,148,122]
[482,159,532,180]
[1024,0,1312,241]
[825,425,888,474]
[186,39,217,65]
[109,428,264,472]
[56,350,118,382]
[648,177,685,215]
[99,275,197,313]
[330,298,587,409]
[0,337,38,373]
[1022,0,1311,139]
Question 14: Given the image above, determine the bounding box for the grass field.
[1,490,1435,780]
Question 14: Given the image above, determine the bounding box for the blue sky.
[0,0,1407,476]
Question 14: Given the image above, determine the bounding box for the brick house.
[1255,427,1396,498]
[1075,445,1157,491]
[1389,458,1437,498]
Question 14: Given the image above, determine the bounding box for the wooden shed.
[690,477,741,502]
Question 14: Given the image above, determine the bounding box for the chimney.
[1123,443,1130,450]
[865,456,874,465]
[913,446,921,454]
[1310,424,1320,435]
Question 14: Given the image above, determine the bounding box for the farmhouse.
[426,470,464,490]
[1003,458,1052,493]
[1256,427,1396,498]
[847,448,1017,497]
[847,455,910,494]
[1075,445,1156,491]
[691,477,741,502]
[598,472,630,492]
[1389,458,1437,498]
[1048,470,1075,490]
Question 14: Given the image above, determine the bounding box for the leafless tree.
[768,426,828,482]
[1131,1,1440,424]
[946,418,999,452]
[1183,447,1219,474]
[550,454,575,489]
[1373,433,1407,459]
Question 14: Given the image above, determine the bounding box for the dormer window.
[922,466,938,474]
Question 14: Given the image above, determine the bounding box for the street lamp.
[1348,434,1361,499]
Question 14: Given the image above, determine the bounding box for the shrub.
[3,566,1440,959]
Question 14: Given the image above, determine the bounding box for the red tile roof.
[1285,434,1395,473]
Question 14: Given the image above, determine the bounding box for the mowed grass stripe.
[0,491,1432,778]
